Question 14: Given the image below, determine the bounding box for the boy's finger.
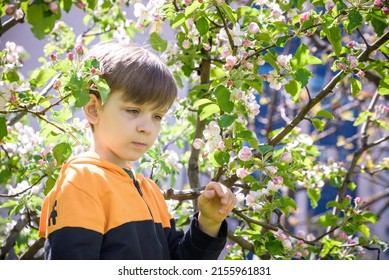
[202,189,216,200]
[206,182,227,198]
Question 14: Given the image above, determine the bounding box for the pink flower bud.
[53,80,61,90]
[383,7,389,14]
[50,53,57,61]
[302,249,309,257]
[354,197,363,205]
[226,80,233,87]
[295,252,302,258]
[346,195,352,201]
[48,1,59,14]
[248,22,260,34]
[243,40,251,47]
[280,152,293,164]
[38,159,45,166]
[203,43,211,51]
[192,138,204,150]
[374,0,383,8]
[6,5,16,15]
[325,1,335,11]
[66,52,74,60]
[357,70,365,79]
[273,176,283,185]
[74,44,84,56]
[299,12,310,23]
[75,1,86,9]
[90,67,97,74]
[217,140,225,151]
[238,146,252,161]
[236,167,249,179]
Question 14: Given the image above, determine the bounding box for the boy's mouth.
[132,142,147,148]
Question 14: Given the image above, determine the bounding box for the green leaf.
[258,145,273,155]
[32,68,57,88]
[0,117,7,141]
[193,98,213,108]
[346,9,362,34]
[220,3,237,25]
[326,26,342,56]
[149,32,167,52]
[285,80,302,98]
[353,111,372,127]
[26,4,60,39]
[265,240,284,255]
[371,17,386,36]
[358,223,370,238]
[199,104,220,120]
[214,85,234,113]
[291,44,322,69]
[171,13,185,30]
[218,114,237,128]
[350,77,362,96]
[0,199,18,209]
[210,151,230,168]
[185,0,201,17]
[244,79,263,94]
[312,118,325,131]
[315,109,335,120]
[294,67,311,87]
[94,79,110,104]
[318,213,338,226]
[363,212,378,224]
[308,188,321,208]
[87,0,97,10]
[52,142,72,166]
[196,17,209,36]
[44,175,57,195]
[378,75,389,95]
[74,89,90,107]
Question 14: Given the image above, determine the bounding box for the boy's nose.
[136,118,152,135]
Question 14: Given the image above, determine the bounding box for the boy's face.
[90,90,168,167]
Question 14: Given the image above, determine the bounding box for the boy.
[38,42,236,260]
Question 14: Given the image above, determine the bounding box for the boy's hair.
[86,41,177,110]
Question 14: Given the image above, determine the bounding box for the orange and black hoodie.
[39,152,227,260]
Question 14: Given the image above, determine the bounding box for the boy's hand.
[197,182,236,237]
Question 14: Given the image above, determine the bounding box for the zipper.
[124,169,154,220]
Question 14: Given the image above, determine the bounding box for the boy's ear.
[83,94,101,125]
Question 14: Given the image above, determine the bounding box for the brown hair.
[86,41,177,110]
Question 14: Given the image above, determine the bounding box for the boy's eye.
[154,115,163,121]
[126,109,139,114]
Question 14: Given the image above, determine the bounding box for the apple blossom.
[192,138,203,150]
[203,121,222,153]
[182,40,191,49]
[50,53,57,61]
[265,165,278,175]
[280,152,293,164]
[238,146,252,161]
[266,70,287,90]
[266,180,282,192]
[248,22,260,34]
[347,56,358,69]
[383,7,389,14]
[302,249,309,257]
[236,167,249,179]
[295,251,302,258]
[14,9,24,20]
[282,239,293,250]
[277,54,292,68]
